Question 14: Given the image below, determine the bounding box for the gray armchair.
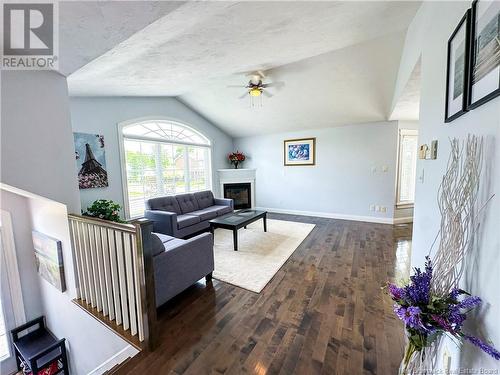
[151,232,214,307]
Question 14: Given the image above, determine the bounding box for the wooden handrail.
[68,214,136,233]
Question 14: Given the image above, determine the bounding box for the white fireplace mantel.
[217,168,256,208]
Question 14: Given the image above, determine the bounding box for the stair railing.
[67,214,157,350]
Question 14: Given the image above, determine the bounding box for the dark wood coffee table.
[209,209,267,251]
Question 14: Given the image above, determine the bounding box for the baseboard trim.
[393,216,414,224]
[87,345,139,375]
[255,207,394,224]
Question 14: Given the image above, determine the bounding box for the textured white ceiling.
[182,31,406,137]
[59,1,184,76]
[65,1,421,137]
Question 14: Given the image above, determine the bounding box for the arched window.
[120,120,212,218]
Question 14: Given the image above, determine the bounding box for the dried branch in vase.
[384,135,498,374]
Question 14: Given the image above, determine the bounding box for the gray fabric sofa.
[151,232,214,307]
[145,191,233,238]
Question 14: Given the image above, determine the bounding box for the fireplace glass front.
[223,183,251,209]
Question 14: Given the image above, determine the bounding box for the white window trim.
[396,129,418,207]
[117,117,214,219]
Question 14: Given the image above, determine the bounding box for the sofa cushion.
[146,196,181,214]
[153,232,175,243]
[190,207,219,221]
[152,233,189,256]
[151,234,165,256]
[176,193,200,214]
[213,205,233,216]
[163,238,185,250]
[194,191,215,210]
[151,233,177,256]
[177,214,200,229]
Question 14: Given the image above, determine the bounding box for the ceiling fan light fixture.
[249,88,261,97]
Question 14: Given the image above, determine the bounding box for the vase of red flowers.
[228,151,246,169]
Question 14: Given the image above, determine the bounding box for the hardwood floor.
[118,214,412,375]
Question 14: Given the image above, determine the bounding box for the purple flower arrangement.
[386,256,500,371]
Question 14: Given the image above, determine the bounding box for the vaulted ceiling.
[63,1,421,137]
[59,1,185,76]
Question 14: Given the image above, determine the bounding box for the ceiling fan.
[228,71,279,101]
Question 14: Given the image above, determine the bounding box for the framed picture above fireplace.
[284,137,316,166]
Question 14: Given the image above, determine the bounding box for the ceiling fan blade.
[261,81,284,88]
[238,92,249,99]
[262,90,273,98]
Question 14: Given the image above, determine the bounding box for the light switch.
[431,140,438,159]
[371,166,377,173]
[382,165,388,172]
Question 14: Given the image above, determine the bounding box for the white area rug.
[212,219,315,293]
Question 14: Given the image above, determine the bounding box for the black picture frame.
[467,0,500,110]
[445,10,471,123]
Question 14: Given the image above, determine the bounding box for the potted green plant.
[82,199,125,223]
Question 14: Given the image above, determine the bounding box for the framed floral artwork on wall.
[284,137,316,166]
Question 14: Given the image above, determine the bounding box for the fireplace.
[223,183,251,210]
[218,168,256,210]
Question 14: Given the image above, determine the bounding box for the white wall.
[397,1,500,370]
[1,71,80,213]
[398,120,419,131]
[0,190,43,321]
[234,121,399,223]
[1,71,131,374]
[69,97,233,214]
[28,195,134,374]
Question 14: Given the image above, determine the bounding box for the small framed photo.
[284,137,316,166]
[445,10,471,123]
[467,0,500,110]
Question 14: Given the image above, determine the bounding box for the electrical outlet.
[370,205,375,211]
[380,206,387,213]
